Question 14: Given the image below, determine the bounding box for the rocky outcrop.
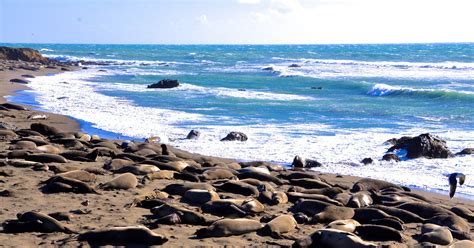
[0,46,49,63]
[456,148,474,155]
[387,133,453,159]
[220,132,248,142]
[382,154,400,162]
[147,79,180,89]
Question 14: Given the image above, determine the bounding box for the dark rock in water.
[456,148,474,155]
[21,74,35,78]
[220,131,248,142]
[147,79,180,89]
[238,89,246,91]
[382,154,400,162]
[186,130,200,140]
[9,78,30,84]
[262,66,274,71]
[0,46,49,63]
[361,158,373,165]
[61,67,71,71]
[1,103,28,111]
[291,155,322,168]
[311,86,322,90]
[386,136,413,146]
[387,133,453,159]
[288,64,301,68]
[98,69,107,72]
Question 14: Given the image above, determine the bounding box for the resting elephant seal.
[355,224,404,242]
[2,211,75,234]
[421,223,453,246]
[450,240,474,248]
[78,226,168,245]
[45,176,98,194]
[312,205,355,223]
[150,203,209,225]
[8,141,37,150]
[425,214,470,233]
[200,168,236,181]
[183,189,220,205]
[291,199,332,216]
[201,198,264,217]
[195,218,263,238]
[369,204,424,223]
[325,219,361,233]
[145,170,175,180]
[57,170,97,182]
[26,153,67,163]
[114,164,159,175]
[287,192,342,206]
[36,145,61,154]
[237,171,283,185]
[351,178,404,192]
[215,180,259,196]
[260,214,297,238]
[99,173,138,190]
[293,228,377,248]
[348,191,373,208]
[163,182,215,196]
[290,178,331,189]
[104,159,134,171]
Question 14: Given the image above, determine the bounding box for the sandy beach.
[0,48,473,247]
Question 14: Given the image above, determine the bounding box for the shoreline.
[3,65,474,202]
[1,51,473,247]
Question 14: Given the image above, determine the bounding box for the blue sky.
[1,0,473,44]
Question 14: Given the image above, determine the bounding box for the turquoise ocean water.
[4,43,474,199]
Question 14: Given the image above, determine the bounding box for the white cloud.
[196,14,209,25]
[238,0,261,4]
[269,0,302,14]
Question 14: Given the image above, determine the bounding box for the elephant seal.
[355,224,404,242]
[127,190,169,208]
[302,187,344,198]
[215,180,259,196]
[12,211,75,233]
[396,202,452,219]
[312,205,355,223]
[163,182,215,196]
[237,171,283,185]
[36,145,61,154]
[114,164,159,175]
[271,191,288,205]
[369,204,424,223]
[200,168,236,181]
[287,192,343,206]
[353,208,402,224]
[421,223,453,246]
[150,203,209,225]
[290,178,331,189]
[100,173,138,190]
[78,226,168,245]
[30,123,61,136]
[425,214,470,233]
[104,159,135,171]
[351,178,404,192]
[348,191,373,208]
[293,228,377,248]
[291,199,332,216]
[145,170,175,180]
[201,198,265,217]
[45,176,98,194]
[161,144,176,157]
[291,155,322,168]
[449,173,465,198]
[186,129,201,139]
[260,215,297,238]
[8,141,37,150]
[183,189,220,205]
[450,240,474,248]
[325,219,361,233]
[450,206,474,222]
[57,170,97,182]
[195,218,263,238]
[26,153,67,163]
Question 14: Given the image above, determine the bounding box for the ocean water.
[4,43,474,199]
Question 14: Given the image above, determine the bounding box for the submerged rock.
[220,132,248,142]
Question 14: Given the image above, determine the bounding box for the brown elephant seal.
[425,214,470,233]
[8,140,37,150]
[150,203,209,225]
[114,164,159,175]
[45,176,98,194]
[200,168,236,181]
[145,170,175,180]
[163,182,215,195]
[104,158,135,170]
[4,159,42,168]
[57,170,97,182]
[287,192,343,206]
[351,178,404,192]
[260,214,297,238]
[237,171,284,185]
[325,219,361,233]
[450,206,474,222]
[195,218,263,238]
[355,224,404,242]
[353,208,403,224]
[161,144,176,157]
[421,223,453,246]
[78,226,168,245]
[348,191,373,208]
[127,190,169,208]
[36,144,61,154]
[302,187,344,198]
[99,173,138,190]
[290,178,331,189]
[396,202,453,219]
[293,228,377,248]
[215,180,259,196]
[271,191,288,205]
[12,211,74,233]
[30,123,61,136]
[26,153,67,163]
[291,199,332,216]
[201,198,264,217]
[183,189,220,205]
[369,204,424,223]
[312,205,355,223]
[450,240,474,248]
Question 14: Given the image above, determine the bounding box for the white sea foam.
[267,57,474,80]
[40,48,54,52]
[27,71,474,199]
[367,83,474,97]
[44,54,187,66]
